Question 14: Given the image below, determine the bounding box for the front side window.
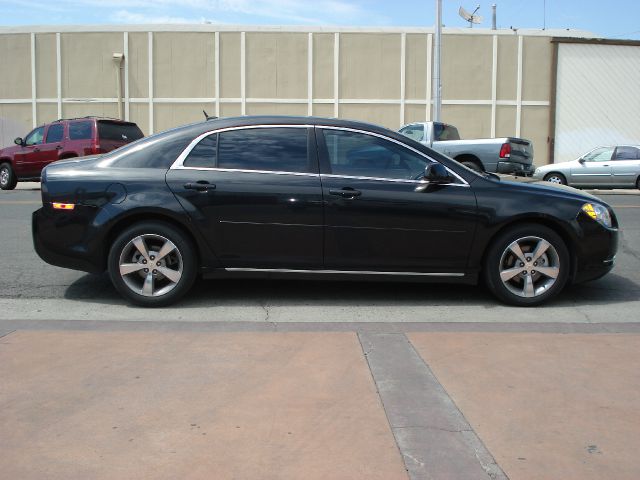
[399,124,425,142]
[613,146,640,160]
[322,129,430,180]
[582,147,614,162]
[25,127,45,146]
[69,121,93,140]
[217,127,310,173]
[45,124,64,143]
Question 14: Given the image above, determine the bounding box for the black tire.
[543,172,567,185]
[0,162,17,190]
[636,176,640,190]
[461,160,483,172]
[484,223,570,306]
[108,221,197,307]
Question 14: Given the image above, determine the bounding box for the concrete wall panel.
[128,103,149,136]
[0,104,33,148]
[246,33,307,99]
[61,33,123,98]
[245,103,308,116]
[497,36,518,101]
[442,35,492,101]
[35,34,57,99]
[522,37,552,101]
[442,104,491,140]
[340,104,400,130]
[521,106,550,165]
[36,103,59,126]
[154,103,215,133]
[219,103,242,118]
[340,34,401,100]
[312,103,334,118]
[495,105,517,138]
[404,104,428,125]
[312,34,334,100]
[0,34,31,99]
[128,33,149,99]
[219,33,241,99]
[406,34,428,101]
[154,33,215,99]
[62,102,119,120]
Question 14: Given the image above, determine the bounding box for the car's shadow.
[63,272,640,309]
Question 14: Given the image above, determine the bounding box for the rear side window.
[105,133,193,169]
[69,122,93,140]
[434,123,460,141]
[45,124,64,143]
[217,127,310,173]
[613,146,640,160]
[98,121,144,142]
[184,134,217,168]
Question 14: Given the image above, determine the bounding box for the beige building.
[1,25,632,166]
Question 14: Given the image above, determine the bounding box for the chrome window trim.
[169,123,469,187]
[321,173,468,187]
[224,267,465,277]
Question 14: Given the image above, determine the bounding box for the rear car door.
[66,120,95,156]
[570,147,614,186]
[317,127,478,273]
[166,126,324,269]
[611,146,640,187]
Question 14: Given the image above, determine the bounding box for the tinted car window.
[97,121,144,142]
[69,122,93,140]
[434,123,460,141]
[322,129,429,180]
[399,125,425,142]
[217,128,310,173]
[583,147,614,162]
[25,127,45,146]
[613,146,640,160]
[184,134,217,168]
[45,124,64,143]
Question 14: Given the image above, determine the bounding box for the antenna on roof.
[203,110,217,121]
[459,5,483,28]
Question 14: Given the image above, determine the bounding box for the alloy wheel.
[118,234,183,297]
[545,175,564,184]
[498,236,560,298]
[0,167,8,187]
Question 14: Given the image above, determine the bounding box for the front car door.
[611,146,640,187]
[317,126,478,274]
[37,123,65,171]
[570,147,614,186]
[14,126,46,177]
[166,125,324,270]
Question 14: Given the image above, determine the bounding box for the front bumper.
[571,212,619,284]
[497,161,534,176]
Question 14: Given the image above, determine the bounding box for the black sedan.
[33,116,618,307]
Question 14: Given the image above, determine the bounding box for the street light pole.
[432,0,442,122]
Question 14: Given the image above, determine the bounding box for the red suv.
[0,117,143,190]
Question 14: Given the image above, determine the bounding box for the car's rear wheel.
[108,222,197,307]
[636,176,640,190]
[484,224,570,306]
[0,163,17,190]
[543,172,567,185]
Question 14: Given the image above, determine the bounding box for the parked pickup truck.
[399,121,534,175]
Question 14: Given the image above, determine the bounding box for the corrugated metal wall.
[555,43,640,163]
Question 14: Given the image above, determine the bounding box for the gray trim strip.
[224,268,465,277]
[359,333,507,480]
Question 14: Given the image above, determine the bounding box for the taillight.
[499,143,511,158]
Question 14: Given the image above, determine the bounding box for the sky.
[1,0,639,40]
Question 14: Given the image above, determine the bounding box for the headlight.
[581,203,612,228]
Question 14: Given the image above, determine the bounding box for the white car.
[533,146,640,189]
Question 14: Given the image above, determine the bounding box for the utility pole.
[432,0,442,122]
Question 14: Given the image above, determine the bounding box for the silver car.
[534,145,640,189]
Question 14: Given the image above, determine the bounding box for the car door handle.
[329,188,362,198]
[56,146,63,150]
[33,148,40,152]
[184,181,216,192]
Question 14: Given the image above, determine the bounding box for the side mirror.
[424,163,453,183]
[14,137,23,146]
[578,157,585,164]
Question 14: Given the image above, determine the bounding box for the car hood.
[498,178,604,202]
[0,144,20,157]
[536,159,579,171]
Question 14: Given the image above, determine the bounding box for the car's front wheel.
[108,222,197,307]
[484,224,570,306]
[543,172,567,185]
[0,163,17,190]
